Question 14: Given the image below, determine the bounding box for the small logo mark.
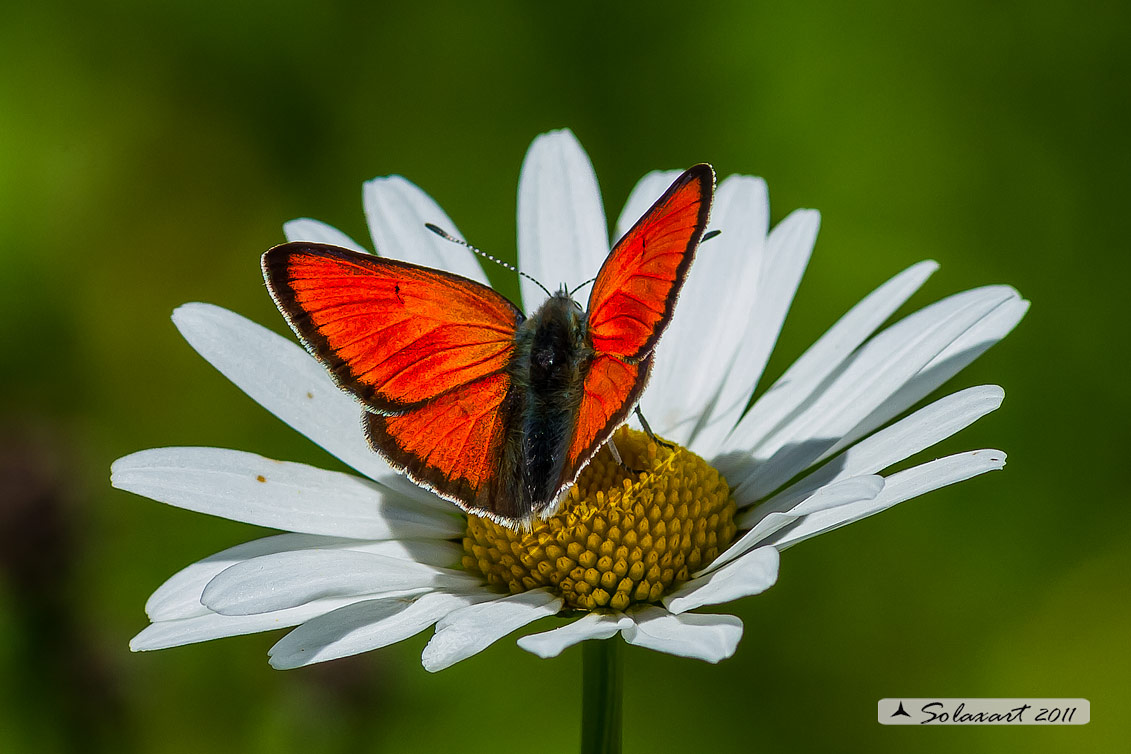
[879,698,1090,725]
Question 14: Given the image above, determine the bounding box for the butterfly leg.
[635,406,676,450]
[606,437,646,476]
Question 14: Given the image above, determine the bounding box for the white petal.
[362,175,490,286]
[663,546,779,614]
[740,384,1004,521]
[112,447,462,539]
[641,176,770,444]
[720,475,884,570]
[517,129,608,311]
[201,549,476,616]
[836,297,1029,453]
[421,589,562,672]
[170,303,443,508]
[268,591,485,669]
[688,208,818,456]
[622,606,743,663]
[614,170,683,240]
[282,219,367,251]
[735,286,1017,502]
[142,533,459,621]
[145,534,318,621]
[767,449,1007,549]
[516,613,634,659]
[721,260,939,460]
[131,595,361,651]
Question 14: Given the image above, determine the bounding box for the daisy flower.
[114,129,1028,672]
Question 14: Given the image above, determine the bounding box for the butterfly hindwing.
[565,354,652,472]
[364,372,526,519]
[262,243,523,412]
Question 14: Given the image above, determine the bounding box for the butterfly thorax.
[505,291,594,515]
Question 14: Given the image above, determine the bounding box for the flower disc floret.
[462,427,738,611]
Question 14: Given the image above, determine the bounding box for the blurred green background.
[2,0,1127,752]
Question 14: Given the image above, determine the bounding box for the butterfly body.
[264,164,714,525]
[511,289,593,512]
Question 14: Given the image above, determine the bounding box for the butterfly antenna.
[425,223,553,298]
[701,229,722,243]
[569,276,598,296]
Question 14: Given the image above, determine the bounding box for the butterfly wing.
[586,164,715,360]
[262,242,524,515]
[364,373,524,519]
[263,243,522,411]
[566,353,652,469]
[566,165,715,478]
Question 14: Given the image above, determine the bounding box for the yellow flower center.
[462,427,737,611]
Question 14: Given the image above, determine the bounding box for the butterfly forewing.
[585,164,715,361]
[262,243,522,412]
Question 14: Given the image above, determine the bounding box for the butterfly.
[262,164,715,525]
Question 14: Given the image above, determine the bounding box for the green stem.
[581,638,623,754]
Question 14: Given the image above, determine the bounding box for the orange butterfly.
[262,164,714,524]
